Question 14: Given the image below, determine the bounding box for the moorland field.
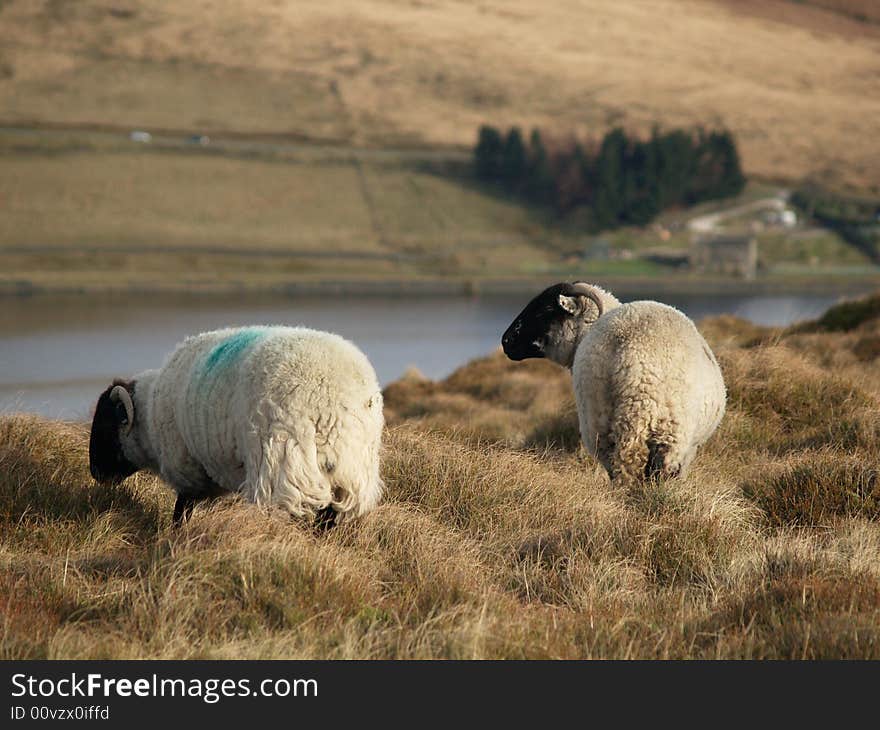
[3,0,880,659]
[3,294,880,659]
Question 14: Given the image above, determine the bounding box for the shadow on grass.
[0,416,161,538]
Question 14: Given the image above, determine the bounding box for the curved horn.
[570,282,604,319]
[109,385,134,435]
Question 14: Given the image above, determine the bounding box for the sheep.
[501,282,726,483]
[89,325,384,526]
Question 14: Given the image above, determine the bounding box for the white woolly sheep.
[502,282,726,482]
[89,326,384,526]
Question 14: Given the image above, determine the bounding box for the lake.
[0,290,858,420]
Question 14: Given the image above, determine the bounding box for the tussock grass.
[789,292,880,334]
[4,293,880,658]
[721,345,880,453]
[741,451,880,526]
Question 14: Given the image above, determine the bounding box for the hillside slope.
[1,0,879,191]
[3,294,880,658]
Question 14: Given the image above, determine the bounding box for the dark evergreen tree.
[715,129,746,198]
[500,127,528,190]
[688,128,746,203]
[524,129,556,205]
[474,125,504,180]
[593,127,628,228]
[622,139,660,225]
[553,142,590,214]
[655,129,696,209]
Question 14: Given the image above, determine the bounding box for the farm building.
[690,234,758,279]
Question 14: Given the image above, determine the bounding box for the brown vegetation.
[3,294,880,658]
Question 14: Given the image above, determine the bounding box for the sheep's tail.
[243,394,384,524]
[320,393,385,525]
[245,420,333,519]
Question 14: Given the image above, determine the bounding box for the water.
[0,291,854,420]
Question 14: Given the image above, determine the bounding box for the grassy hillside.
[0,0,878,193]
[0,129,566,290]
[3,294,880,659]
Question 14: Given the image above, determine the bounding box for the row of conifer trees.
[474,125,746,230]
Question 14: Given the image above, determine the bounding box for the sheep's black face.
[502,283,575,362]
[89,381,138,485]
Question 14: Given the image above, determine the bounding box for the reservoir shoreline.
[2,274,879,302]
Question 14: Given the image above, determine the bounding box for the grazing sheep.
[502,282,726,482]
[89,326,384,525]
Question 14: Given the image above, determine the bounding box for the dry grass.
[0,0,879,192]
[4,293,880,658]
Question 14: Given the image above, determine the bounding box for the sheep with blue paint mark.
[89,326,384,526]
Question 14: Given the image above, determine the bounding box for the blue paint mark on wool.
[203,328,267,374]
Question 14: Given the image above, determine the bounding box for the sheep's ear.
[558,294,581,315]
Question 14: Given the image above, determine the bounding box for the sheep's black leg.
[645,440,668,482]
[645,439,681,482]
[314,505,338,533]
[173,493,200,525]
[173,477,226,526]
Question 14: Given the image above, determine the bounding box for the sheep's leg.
[609,425,650,485]
[313,505,338,532]
[594,433,615,480]
[579,411,614,480]
[661,443,697,480]
[644,430,695,481]
[645,439,673,481]
[173,493,202,524]
[172,479,225,525]
[164,457,226,525]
